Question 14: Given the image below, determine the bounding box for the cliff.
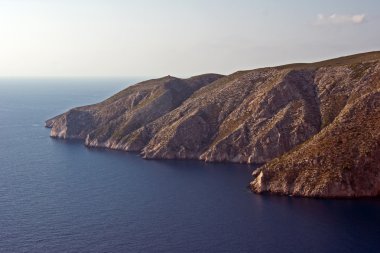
[46,51,380,198]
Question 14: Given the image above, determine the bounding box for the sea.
[0,78,379,253]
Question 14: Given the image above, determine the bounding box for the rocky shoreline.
[46,51,380,198]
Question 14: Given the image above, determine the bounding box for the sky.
[0,0,379,78]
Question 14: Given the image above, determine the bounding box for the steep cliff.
[46,51,380,198]
[46,74,223,143]
[251,57,380,197]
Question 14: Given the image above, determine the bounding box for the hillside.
[46,51,380,198]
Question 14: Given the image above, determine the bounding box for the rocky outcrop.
[250,62,380,198]
[46,51,380,198]
[46,74,223,146]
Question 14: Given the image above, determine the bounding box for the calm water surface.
[0,79,379,253]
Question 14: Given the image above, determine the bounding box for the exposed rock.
[47,74,223,147]
[46,51,380,198]
[251,72,380,198]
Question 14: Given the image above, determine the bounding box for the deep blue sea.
[0,78,379,253]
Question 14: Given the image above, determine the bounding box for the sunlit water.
[0,79,379,253]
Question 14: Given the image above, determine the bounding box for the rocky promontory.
[46,51,380,198]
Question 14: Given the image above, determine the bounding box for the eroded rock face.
[46,74,223,147]
[251,71,380,198]
[46,51,380,198]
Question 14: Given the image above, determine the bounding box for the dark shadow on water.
[50,136,380,204]
[50,136,259,171]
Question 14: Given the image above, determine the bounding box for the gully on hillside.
[46,51,380,198]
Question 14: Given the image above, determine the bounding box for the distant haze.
[0,0,379,78]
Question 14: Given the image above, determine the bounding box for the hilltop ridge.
[46,51,380,198]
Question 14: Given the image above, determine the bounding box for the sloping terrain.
[251,59,380,197]
[46,51,380,197]
[46,74,223,143]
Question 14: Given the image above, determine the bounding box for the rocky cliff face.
[46,74,223,142]
[251,59,380,198]
[46,51,380,198]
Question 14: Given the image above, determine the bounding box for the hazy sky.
[0,0,379,77]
